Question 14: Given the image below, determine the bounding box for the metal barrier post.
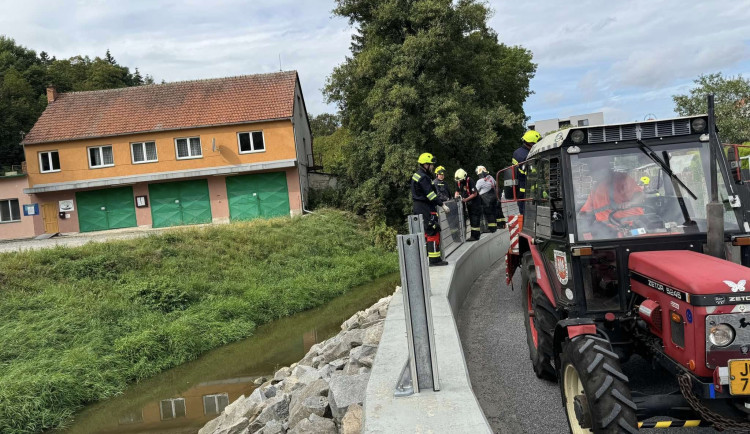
[395,233,440,396]
[407,214,425,235]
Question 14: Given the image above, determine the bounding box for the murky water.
[57,273,400,434]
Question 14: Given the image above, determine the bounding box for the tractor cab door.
[525,154,573,305]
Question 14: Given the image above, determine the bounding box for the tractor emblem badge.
[724,280,747,292]
[554,250,569,285]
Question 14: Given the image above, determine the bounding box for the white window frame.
[39,150,60,173]
[237,131,266,154]
[159,398,186,420]
[0,198,21,223]
[130,141,158,164]
[87,145,114,169]
[175,137,203,160]
[203,393,229,415]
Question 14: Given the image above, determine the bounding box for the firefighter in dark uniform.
[433,166,452,202]
[512,130,541,214]
[455,168,482,241]
[412,153,450,266]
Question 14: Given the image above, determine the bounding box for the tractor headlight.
[570,130,585,144]
[709,323,735,347]
[691,118,707,133]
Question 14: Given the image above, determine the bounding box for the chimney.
[46,86,58,103]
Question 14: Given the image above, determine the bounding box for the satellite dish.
[644,113,657,121]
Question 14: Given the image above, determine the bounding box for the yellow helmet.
[418,152,436,165]
[640,176,651,185]
[454,168,467,181]
[522,130,541,144]
[435,165,446,175]
[475,165,487,175]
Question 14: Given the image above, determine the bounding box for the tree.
[309,113,341,137]
[324,0,535,225]
[0,37,153,168]
[673,73,750,144]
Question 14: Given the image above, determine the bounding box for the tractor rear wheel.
[559,334,638,434]
[521,252,558,381]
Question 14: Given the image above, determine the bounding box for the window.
[39,151,60,173]
[175,137,202,159]
[88,145,114,168]
[131,141,158,164]
[578,119,590,126]
[160,398,186,420]
[0,199,21,223]
[238,131,265,153]
[203,393,229,415]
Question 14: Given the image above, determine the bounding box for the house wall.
[292,80,312,210]
[34,190,81,234]
[24,120,296,188]
[0,176,42,240]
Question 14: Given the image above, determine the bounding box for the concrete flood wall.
[364,232,504,433]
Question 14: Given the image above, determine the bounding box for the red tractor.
[503,98,750,432]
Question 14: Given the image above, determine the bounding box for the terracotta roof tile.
[23,71,298,145]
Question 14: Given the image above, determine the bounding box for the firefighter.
[512,130,541,214]
[475,165,506,232]
[433,166,452,203]
[412,153,450,266]
[455,168,482,241]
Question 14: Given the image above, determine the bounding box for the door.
[226,172,290,222]
[76,187,137,233]
[149,179,212,228]
[41,202,59,234]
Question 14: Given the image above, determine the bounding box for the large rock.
[248,393,290,432]
[274,366,292,382]
[288,414,337,434]
[258,420,285,434]
[317,329,365,363]
[341,403,363,434]
[327,373,370,420]
[288,395,329,428]
[349,344,377,368]
[217,417,249,434]
[288,378,329,425]
[363,322,384,346]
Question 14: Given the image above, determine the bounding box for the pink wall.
[35,191,80,233]
[0,176,40,240]
[285,168,302,215]
[133,183,152,227]
[208,176,230,223]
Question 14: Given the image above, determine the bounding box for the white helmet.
[475,165,488,175]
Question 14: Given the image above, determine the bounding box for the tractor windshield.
[571,141,740,241]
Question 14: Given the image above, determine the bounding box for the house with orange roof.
[17,71,313,235]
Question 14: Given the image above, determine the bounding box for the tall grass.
[0,210,398,433]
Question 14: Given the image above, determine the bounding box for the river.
[57,273,400,434]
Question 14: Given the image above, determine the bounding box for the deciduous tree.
[324,0,535,225]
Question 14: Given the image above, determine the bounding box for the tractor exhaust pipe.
[706,94,726,259]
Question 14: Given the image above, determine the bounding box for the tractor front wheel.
[559,334,638,434]
[521,252,558,381]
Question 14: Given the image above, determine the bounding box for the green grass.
[0,210,398,433]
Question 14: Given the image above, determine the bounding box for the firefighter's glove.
[441,204,451,214]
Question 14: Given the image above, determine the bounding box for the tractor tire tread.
[560,335,637,434]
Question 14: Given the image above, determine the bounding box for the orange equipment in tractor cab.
[503,96,750,432]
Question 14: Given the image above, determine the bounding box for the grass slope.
[0,210,398,433]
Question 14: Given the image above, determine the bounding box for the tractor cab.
[503,109,750,432]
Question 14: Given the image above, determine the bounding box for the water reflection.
[58,273,399,434]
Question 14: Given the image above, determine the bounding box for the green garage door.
[226,172,290,221]
[149,179,212,228]
[76,187,137,233]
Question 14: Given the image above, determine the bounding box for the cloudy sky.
[2,0,749,127]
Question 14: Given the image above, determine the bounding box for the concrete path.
[0,226,171,253]
[456,236,716,433]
